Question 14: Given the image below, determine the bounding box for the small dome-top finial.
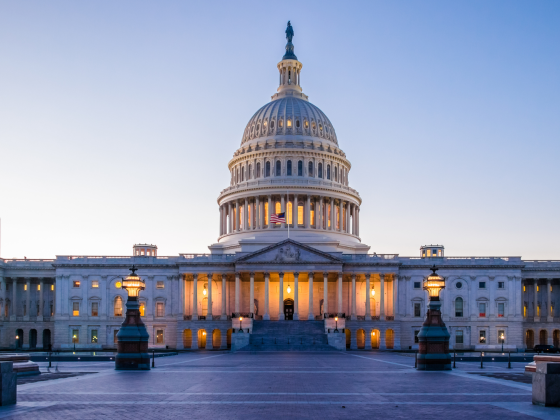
[283,21,297,60]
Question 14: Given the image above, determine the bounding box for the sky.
[0,1,559,259]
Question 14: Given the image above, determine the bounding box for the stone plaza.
[1,351,558,419]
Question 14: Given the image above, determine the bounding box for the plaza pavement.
[1,351,559,419]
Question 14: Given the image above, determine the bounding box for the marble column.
[547,279,553,322]
[235,272,240,314]
[24,278,31,320]
[306,195,311,228]
[351,274,356,320]
[221,274,227,320]
[256,197,260,229]
[293,194,298,229]
[38,279,44,321]
[207,273,213,319]
[227,202,232,234]
[293,272,299,320]
[267,195,272,229]
[264,272,270,320]
[338,272,343,315]
[357,206,360,236]
[534,280,539,321]
[278,272,285,320]
[365,273,371,320]
[250,272,255,315]
[244,198,249,231]
[11,278,17,320]
[219,206,223,236]
[323,272,328,315]
[192,274,198,319]
[339,200,343,232]
[308,272,314,320]
[393,274,399,320]
[380,273,385,320]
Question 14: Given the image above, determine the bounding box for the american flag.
[270,212,286,224]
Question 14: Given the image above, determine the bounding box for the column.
[264,272,270,320]
[339,199,343,232]
[547,279,553,322]
[323,272,328,315]
[207,273,213,319]
[244,198,249,231]
[11,279,17,320]
[351,274,356,319]
[267,195,272,229]
[393,274,399,320]
[357,206,360,236]
[293,272,299,320]
[306,195,311,228]
[338,272,343,315]
[250,272,255,315]
[235,200,240,231]
[308,272,314,320]
[293,194,298,229]
[318,197,323,229]
[380,273,385,320]
[178,274,185,319]
[365,273,371,320]
[39,279,44,321]
[192,274,198,319]
[235,272,240,314]
[489,276,495,318]
[516,277,523,317]
[219,206,223,236]
[24,278,31,320]
[0,276,5,320]
[278,272,284,320]
[228,202,232,233]
[281,195,286,229]
[221,274,227,320]
[330,197,335,230]
[534,280,539,321]
[351,204,355,234]
[256,197,260,229]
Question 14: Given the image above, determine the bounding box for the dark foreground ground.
[1,351,558,420]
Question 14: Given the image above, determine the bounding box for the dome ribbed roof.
[241,97,338,146]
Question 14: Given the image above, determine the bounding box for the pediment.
[236,239,342,264]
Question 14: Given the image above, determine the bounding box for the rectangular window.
[537,286,540,292]
[264,202,269,226]
[479,303,486,317]
[275,201,281,215]
[523,285,526,292]
[498,329,505,344]
[523,305,527,317]
[287,202,292,224]
[156,281,165,289]
[298,205,303,225]
[73,302,80,316]
[414,303,421,317]
[498,282,504,289]
[114,330,118,344]
[497,303,504,317]
[37,284,40,291]
[73,281,81,288]
[156,329,164,344]
[455,300,463,317]
[23,304,27,316]
[91,302,98,317]
[479,282,486,289]
[72,329,79,343]
[156,302,164,317]
[537,306,540,317]
[50,304,54,316]
[479,330,486,344]
[414,282,421,289]
[414,330,419,343]
[24,284,27,291]
[91,330,98,344]
[140,302,145,317]
[456,330,464,344]
[51,285,54,291]
[91,280,99,288]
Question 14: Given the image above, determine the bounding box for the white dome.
[241,97,338,146]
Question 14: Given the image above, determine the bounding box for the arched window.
[298,161,303,176]
[308,161,313,176]
[334,167,338,182]
[275,161,281,176]
[114,296,123,317]
[241,166,245,181]
[287,160,292,176]
[248,164,252,180]
[318,163,323,178]
[271,120,275,129]
[265,161,270,177]
[236,168,239,183]
[327,164,331,180]
[256,162,261,178]
[455,297,463,317]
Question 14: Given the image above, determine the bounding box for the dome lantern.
[273,21,306,101]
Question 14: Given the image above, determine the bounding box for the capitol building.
[1,24,559,353]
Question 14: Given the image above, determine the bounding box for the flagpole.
[287,189,289,239]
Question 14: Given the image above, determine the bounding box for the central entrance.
[284,298,294,320]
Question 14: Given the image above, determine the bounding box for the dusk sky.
[1,1,559,259]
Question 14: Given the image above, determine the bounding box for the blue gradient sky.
[1,1,559,259]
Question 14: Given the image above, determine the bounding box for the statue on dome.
[283,21,297,60]
[286,21,294,43]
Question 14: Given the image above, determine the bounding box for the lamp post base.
[417,300,451,371]
[116,297,151,371]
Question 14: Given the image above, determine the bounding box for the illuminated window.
[157,281,165,289]
[275,202,281,215]
[264,202,269,225]
[456,330,464,344]
[156,302,164,317]
[304,120,309,129]
[537,286,540,292]
[287,160,292,176]
[24,284,27,291]
[498,329,505,344]
[115,281,122,289]
[524,305,527,317]
[327,205,331,228]
[73,329,79,344]
[72,281,80,288]
[263,120,267,128]
[287,118,292,127]
[92,280,99,288]
[37,284,40,291]
[455,298,463,317]
[427,249,431,257]
[414,303,421,317]
[319,123,323,131]
[287,202,292,224]
[91,329,98,344]
[91,302,98,317]
[310,202,315,226]
[537,306,540,317]
[73,302,80,317]
[279,119,283,128]
[479,303,486,317]
[498,303,505,317]
[156,329,164,344]
[312,121,316,130]
[114,296,123,317]
[479,330,486,344]
[140,302,146,317]
[298,204,303,225]
[308,161,313,176]
[523,285,526,292]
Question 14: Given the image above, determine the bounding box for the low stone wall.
[0,354,40,376]
[327,333,345,350]
[532,355,560,407]
[0,362,17,406]
[231,334,250,352]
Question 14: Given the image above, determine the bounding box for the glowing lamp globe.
[122,265,145,297]
[423,265,445,300]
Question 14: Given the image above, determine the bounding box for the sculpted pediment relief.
[237,239,341,264]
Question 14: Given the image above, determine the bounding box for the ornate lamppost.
[115,266,150,370]
[417,265,451,370]
[334,316,339,333]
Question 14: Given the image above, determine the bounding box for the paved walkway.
[1,351,559,419]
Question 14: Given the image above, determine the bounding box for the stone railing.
[340,254,399,261]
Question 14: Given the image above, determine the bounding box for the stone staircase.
[240,320,336,351]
